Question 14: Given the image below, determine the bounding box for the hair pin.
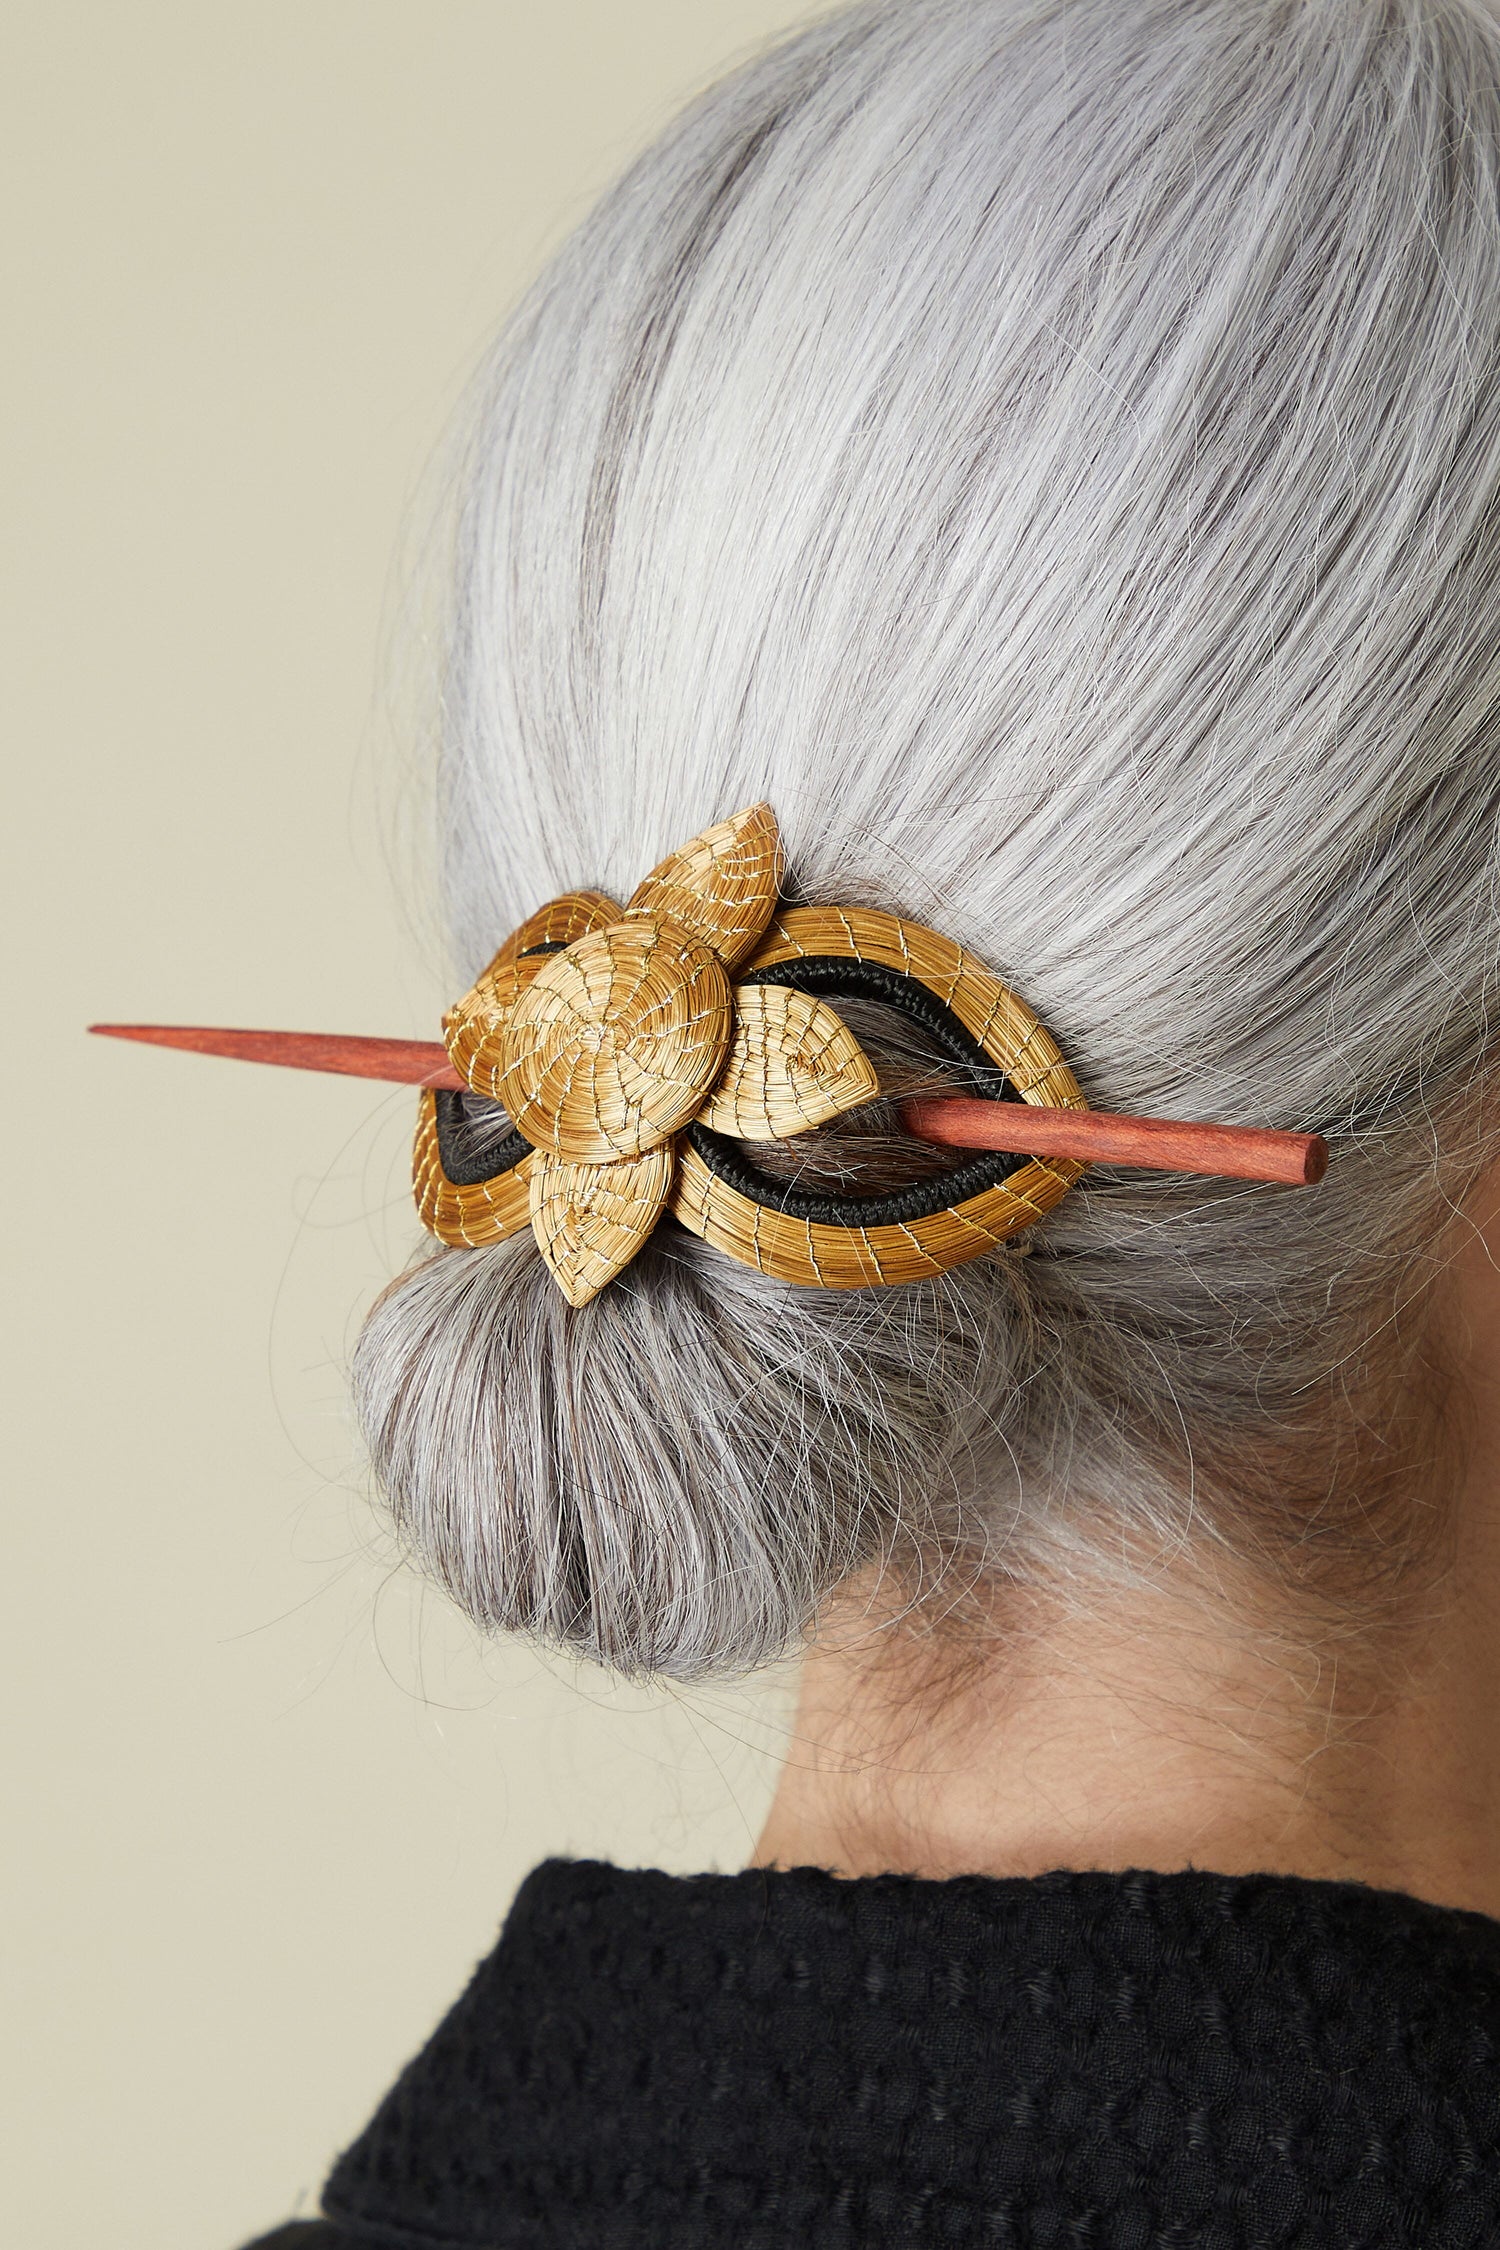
[91,803,1327,1302]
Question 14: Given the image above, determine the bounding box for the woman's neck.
[751,1547,1500,1915]
[754,1178,1500,1918]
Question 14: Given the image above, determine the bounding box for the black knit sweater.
[246,1855,1500,2249]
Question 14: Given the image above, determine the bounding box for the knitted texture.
[316,1857,1500,2250]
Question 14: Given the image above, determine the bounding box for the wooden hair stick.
[902,1097,1327,1187]
[88,1026,1327,1185]
[88,1024,466,1089]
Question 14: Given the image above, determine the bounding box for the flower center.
[496,918,733,1163]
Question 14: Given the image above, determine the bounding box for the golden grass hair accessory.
[90,800,1328,1304]
[430,802,889,1302]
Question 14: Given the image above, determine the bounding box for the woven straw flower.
[440,804,879,1305]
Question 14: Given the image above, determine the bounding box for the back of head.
[353,0,1500,1679]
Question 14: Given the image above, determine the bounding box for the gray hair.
[354,0,1500,1680]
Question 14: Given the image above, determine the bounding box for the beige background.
[1,7,841,2244]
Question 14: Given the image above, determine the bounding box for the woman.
[238,0,1500,2239]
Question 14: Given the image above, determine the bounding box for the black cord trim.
[685,1121,1026,1227]
[434,1090,530,1187]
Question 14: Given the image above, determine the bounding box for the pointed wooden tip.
[901,1098,1328,1187]
[88,1023,465,1090]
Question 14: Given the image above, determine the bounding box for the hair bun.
[352,1207,1018,1678]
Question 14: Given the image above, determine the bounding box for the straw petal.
[698,986,879,1140]
[623,802,784,969]
[528,1146,675,1306]
[484,889,625,972]
[444,957,541,1096]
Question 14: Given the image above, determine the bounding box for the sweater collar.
[323,1856,1500,2250]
